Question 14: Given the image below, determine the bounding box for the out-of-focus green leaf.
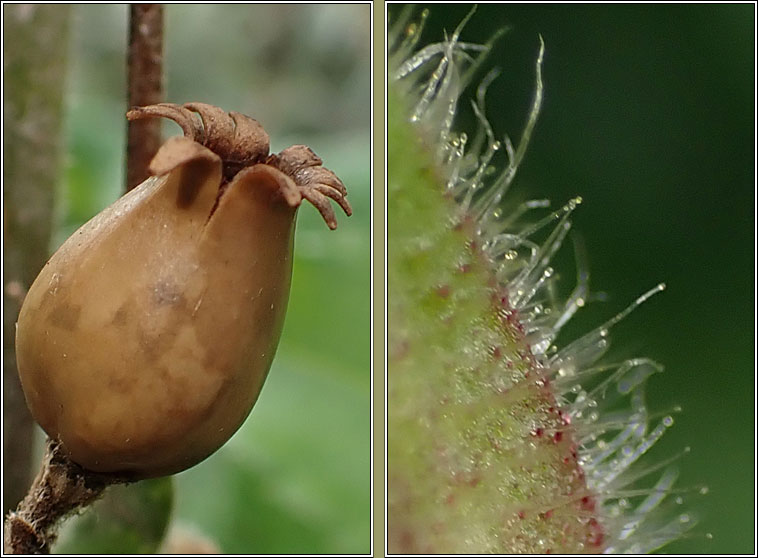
[53,477,173,554]
[173,335,370,554]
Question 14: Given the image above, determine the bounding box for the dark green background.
[390,3,754,554]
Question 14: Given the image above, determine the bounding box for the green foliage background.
[389,4,753,554]
[55,5,370,554]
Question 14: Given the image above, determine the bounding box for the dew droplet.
[699,486,709,495]
[663,416,674,427]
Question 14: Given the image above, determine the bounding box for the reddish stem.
[126,4,164,191]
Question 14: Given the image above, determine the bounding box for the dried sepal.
[128,102,351,228]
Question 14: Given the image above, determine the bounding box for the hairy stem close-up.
[385,6,737,553]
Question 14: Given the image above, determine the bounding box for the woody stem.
[126,3,165,191]
[3,439,125,554]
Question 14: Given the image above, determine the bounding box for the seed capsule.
[15,103,351,478]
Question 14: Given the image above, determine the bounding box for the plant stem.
[4,7,167,553]
[3,440,125,554]
[2,3,71,515]
[126,3,164,191]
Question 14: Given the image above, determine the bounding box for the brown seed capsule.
[15,103,351,478]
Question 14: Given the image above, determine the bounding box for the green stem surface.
[387,87,605,554]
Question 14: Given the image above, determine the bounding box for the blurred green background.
[389,3,753,555]
[51,4,369,554]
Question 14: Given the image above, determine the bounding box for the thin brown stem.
[126,3,164,191]
[3,439,126,554]
[4,7,166,554]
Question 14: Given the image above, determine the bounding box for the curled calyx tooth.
[15,103,352,479]
[126,102,352,228]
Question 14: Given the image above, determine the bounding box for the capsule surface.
[16,142,299,477]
